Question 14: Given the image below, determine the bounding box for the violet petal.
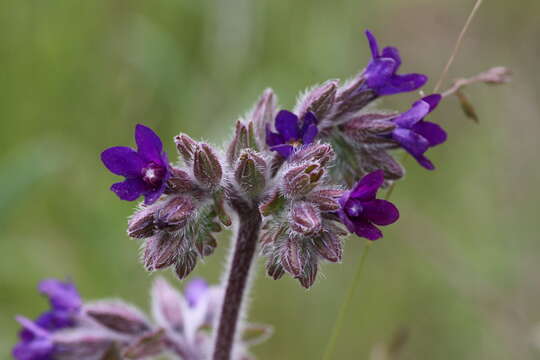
[265,127,285,147]
[353,217,383,241]
[270,144,294,159]
[184,278,209,308]
[101,147,145,177]
[392,128,430,157]
[361,199,400,226]
[39,279,81,313]
[274,110,300,142]
[349,170,384,201]
[135,124,163,163]
[111,178,152,202]
[412,121,447,147]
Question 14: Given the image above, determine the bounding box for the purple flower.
[363,30,427,96]
[101,124,170,205]
[184,278,209,308]
[13,279,82,360]
[338,170,399,241]
[266,110,318,158]
[390,94,447,170]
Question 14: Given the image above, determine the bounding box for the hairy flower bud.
[52,330,116,360]
[151,277,185,332]
[143,233,181,271]
[251,88,276,149]
[175,250,198,280]
[155,196,195,231]
[295,80,338,121]
[84,301,150,335]
[128,208,155,239]
[312,231,342,263]
[259,190,286,216]
[266,259,285,280]
[175,133,198,165]
[298,260,318,289]
[167,168,199,194]
[306,189,343,212]
[235,150,267,198]
[290,202,322,235]
[282,237,303,277]
[193,143,223,189]
[122,329,166,360]
[288,143,334,167]
[341,113,396,143]
[282,162,324,198]
[195,232,218,257]
[213,191,232,226]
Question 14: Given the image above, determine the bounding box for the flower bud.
[84,301,150,335]
[251,88,276,149]
[128,208,155,239]
[360,147,404,181]
[227,121,250,165]
[296,80,338,121]
[193,143,223,189]
[290,202,322,235]
[341,113,396,143]
[312,231,342,263]
[195,232,218,257]
[213,191,232,226]
[234,150,267,198]
[175,250,198,280]
[155,196,195,231]
[259,189,286,216]
[478,66,512,85]
[52,330,117,360]
[266,259,285,280]
[174,133,198,165]
[122,329,166,359]
[288,143,334,167]
[143,233,181,271]
[282,162,324,198]
[307,189,343,212]
[167,168,199,194]
[151,277,185,332]
[298,261,318,289]
[334,77,377,118]
[281,237,303,277]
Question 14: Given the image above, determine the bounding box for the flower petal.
[365,58,396,88]
[417,94,442,112]
[265,126,285,147]
[111,178,152,202]
[337,209,356,234]
[274,110,300,141]
[365,30,379,58]
[352,218,383,241]
[39,279,81,312]
[413,153,435,170]
[302,124,318,145]
[135,124,163,163]
[361,199,399,226]
[270,144,294,159]
[378,73,428,96]
[143,183,166,205]
[412,121,447,147]
[392,128,430,157]
[350,170,384,201]
[381,46,401,67]
[184,278,209,308]
[101,147,145,177]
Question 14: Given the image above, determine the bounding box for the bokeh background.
[1,0,539,359]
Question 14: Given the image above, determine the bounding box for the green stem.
[322,241,372,360]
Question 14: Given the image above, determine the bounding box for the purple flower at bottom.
[338,170,399,241]
[13,279,82,360]
[362,30,427,96]
[184,278,209,308]
[266,110,318,159]
[101,124,170,205]
[390,94,447,170]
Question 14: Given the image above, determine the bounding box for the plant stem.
[212,200,262,360]
[322,241,372,360]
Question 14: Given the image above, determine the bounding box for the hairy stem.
[213,200,262,360]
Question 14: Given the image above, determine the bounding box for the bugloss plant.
[13,28,509,360]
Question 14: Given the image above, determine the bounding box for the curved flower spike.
[338,170,399,240]
[390,94,447,170]
[266,110,318,159]
[363,30,428,96]
[101,124,170,205]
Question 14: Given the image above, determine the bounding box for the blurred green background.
[1,0,539,359]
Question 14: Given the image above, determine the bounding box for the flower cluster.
[13,278,271,360]
[97,30,446,288]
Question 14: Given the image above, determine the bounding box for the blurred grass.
[1,0,539,359]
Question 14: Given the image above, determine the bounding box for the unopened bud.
[84,301,150,335]
[266,258,285,280]
[290,202,322,235]
[227,121,250,165]
[296,80,338,121]
[128,208,155,239]
[151,277,185,331]
[52,330,116,360]
[283,162,324,198]
[251,88,276,149]
[313,231,342,263]
[235,150,267,198]
[298,261,318,289]
[282,237,303,277]
[193,143,223,189]
[122,329,166,359]
[479,66,512,85]
[167,168,200,195]
[307,189,343,212]
[175,250,198,280]
[341,113,396,143]
[155,196,194,231]
[143,234,181,271]
[195,232,218,257]
[174,134,198,165]
[289,143,334,167]
[213,191,232,226]
[360,147,404,181]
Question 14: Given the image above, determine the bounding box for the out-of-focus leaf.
[456,90,479,123]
